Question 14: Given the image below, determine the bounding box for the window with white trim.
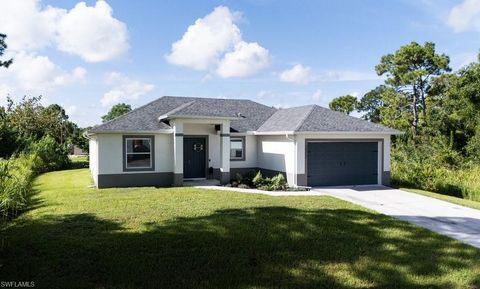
[125,137,153,169]
[230,137,245,161]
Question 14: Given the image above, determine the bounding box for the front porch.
[171,118,232,186]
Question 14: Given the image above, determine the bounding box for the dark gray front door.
[307,142,378,186]
[184,137,207,179]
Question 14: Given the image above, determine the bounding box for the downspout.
[285,133,297,186]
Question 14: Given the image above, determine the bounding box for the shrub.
[270,173,287,191]
[235,170,256,187]
[237,184,250,189]
[29,135,71,173]
[391,135,480,201]
[252,171,265,188]
[0,154,36,218]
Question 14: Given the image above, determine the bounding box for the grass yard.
[400,187,480,211]
[1,169,480,289]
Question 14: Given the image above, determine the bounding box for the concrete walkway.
[314,185,480,249]
[195,184,480,248]
[193,185,327,196]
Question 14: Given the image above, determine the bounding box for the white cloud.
[257,90,274,98]
[279,64,311,84]
[349,91,360,98]
[451,52,478,69]
[0,0,62,51]
[56,1,129,62]
[448,0,480,32]
[312,89,322,101]
[0,84,13,103]
[0,52,86,92]
[216,42,269,78]
[165,6,269,78]
[165,6,241,70]
[313,70,379,82]
[0,0,128,62]
[65,105,77,116]
[101,72,154,107]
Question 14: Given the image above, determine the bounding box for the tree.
[0,33,13,68]
[427,55,480,153]
[0,96,85,157]
[357,86,386,122]
[375,42,450,135]
[328,95,358,115]
[102,103,132,122]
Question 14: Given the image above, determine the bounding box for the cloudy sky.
[0,0,479,126]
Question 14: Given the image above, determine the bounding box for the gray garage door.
[307,142,378,187]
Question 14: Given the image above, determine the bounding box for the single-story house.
[87,96,400,188]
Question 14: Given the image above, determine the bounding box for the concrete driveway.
[314,186,480,249]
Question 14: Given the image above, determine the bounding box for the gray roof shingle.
[89,96,276,133]
[256,105,314,132]
[297,105,398,133]
[89,96,399,134]
[257,105,399,133]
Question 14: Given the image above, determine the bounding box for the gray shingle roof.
[256,105,314,132]
[258,105,399,133]
[89,96,399,134]
[89,96,276,133]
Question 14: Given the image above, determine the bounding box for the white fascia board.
[253,130,400,136]
[253,131,296,135]
[231,131,256,136]
[159,115,240,121]
[294,131,402,135]
[88,129,174,135]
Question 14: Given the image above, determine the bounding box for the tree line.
[329,42,480,199]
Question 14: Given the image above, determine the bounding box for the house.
[69,145,87,156]
[87,96,400,188]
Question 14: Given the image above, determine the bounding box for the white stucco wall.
[88,137,98,186]
[230,134,257,168]
[257,135,296,184]
[96,133,173,175]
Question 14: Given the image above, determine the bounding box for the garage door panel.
[307,141,378,187]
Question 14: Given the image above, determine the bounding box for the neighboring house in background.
[70,145,87,156]
[87,96,400,188]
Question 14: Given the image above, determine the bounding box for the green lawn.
[1,169,480,289]
[401,187,480,211]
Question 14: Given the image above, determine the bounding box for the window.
[230,137,245,161]
[124,136,154,170]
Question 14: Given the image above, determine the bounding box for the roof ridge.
[163,95,249,102]
[159,101,196,119]
[293,105,316,131]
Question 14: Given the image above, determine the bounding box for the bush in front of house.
[231,170,288,191]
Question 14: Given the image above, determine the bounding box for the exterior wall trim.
[98,172,173,188]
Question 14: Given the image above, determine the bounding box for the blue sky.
[1,0,480,126]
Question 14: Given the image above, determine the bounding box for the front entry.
[183,137,207,179]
